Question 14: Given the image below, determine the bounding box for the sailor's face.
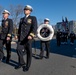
[44,21,49,24]
[3,13,9,19]
[24,9,31,15]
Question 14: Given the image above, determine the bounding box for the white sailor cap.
[24,5,33,12]
[44,18,50,22]
[2,10,10,15]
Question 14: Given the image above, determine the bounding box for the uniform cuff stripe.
[30,33,35,37]
[7,34,11,37]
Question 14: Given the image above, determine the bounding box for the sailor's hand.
[28,36,32,40]
[6,37,10,40]
[15,36,18,39]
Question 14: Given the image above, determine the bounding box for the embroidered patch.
[27,19,32,24]
[5,21,8,27]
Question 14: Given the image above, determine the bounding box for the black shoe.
[15,65,22,69]
[23,66,29,72]
[6,59,10,63]
[40,56,43,59]
[3,56,6,60]
[6,60,9,63]
[45,56,49,59]
[15,64,25,69]
[40,52,43,59]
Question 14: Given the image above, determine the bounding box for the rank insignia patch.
[5,21,8,27]
[27,19,32,24]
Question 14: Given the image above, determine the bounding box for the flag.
[65,17,68,23]
[62,17,65,26]
[62,17,66,30]
[62,17,64,22]
[65,17,68,27]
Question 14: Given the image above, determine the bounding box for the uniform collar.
[3,18,8,21]
[25,15,30,18]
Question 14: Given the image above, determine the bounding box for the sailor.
[40,18,54,59]
[15,5,37,72]
[0,10,13,63]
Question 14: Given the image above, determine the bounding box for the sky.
[0,0,76,25]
